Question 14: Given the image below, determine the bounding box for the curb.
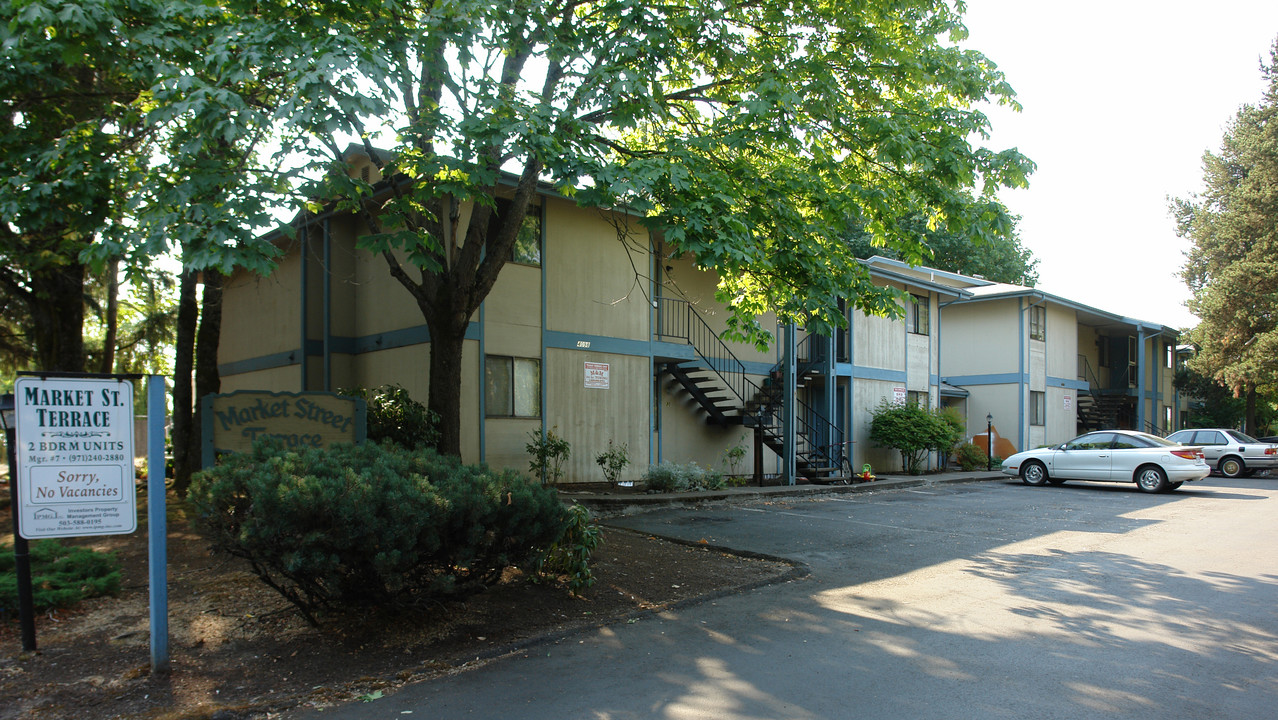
[563,472,1007,518]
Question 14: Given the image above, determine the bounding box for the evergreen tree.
[1173,38,1278,435]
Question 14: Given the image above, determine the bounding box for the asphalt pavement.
[291,472,1278,719]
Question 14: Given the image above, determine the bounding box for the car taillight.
[1171,449,1204,460]
[1267,447,1277,456]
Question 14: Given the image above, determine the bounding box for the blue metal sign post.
[147,375,169,674]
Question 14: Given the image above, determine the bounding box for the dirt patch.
[0,491,792,719]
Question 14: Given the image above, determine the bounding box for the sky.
[959,1,1278,330]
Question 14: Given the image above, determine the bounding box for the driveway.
[293,476,1278,719]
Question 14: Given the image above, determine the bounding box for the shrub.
[0,540,120,618]
[188,439,568,624]
[533,504,602,594]
[869,399,957,474]
[526,427,571,485]
[954,442,989,471]
[595,440,630,487]
[642,462,725,493]
[341,384,440,449]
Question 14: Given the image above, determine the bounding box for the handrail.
[656,297,762,405]
[656,296,846,476]
[1077,354,1102,392]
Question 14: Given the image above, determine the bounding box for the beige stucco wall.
[941,300,1020,377]
[221,249,302,364]
[544,199,651,342]
[541,349,652,484]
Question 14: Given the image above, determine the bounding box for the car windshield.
[1225,430,1260,443]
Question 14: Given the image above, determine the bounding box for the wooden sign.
[201,390,366,467]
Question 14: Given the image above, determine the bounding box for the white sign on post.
[14,376,137,539]
[584,362,610,389]
[893,387,907,404]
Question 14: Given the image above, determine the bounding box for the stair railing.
[656,297,762,407]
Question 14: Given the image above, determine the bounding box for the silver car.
[1001,430,1210,493]
[1164,428,1278,478]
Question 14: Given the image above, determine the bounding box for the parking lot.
[297,475,1278,719]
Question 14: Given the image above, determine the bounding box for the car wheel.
[1136,465,1169,493]
[1020,460,1049,486]
[1219,456,1246,478]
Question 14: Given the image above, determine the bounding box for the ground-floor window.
[1030,391,1045,426]
[485,355,541,417]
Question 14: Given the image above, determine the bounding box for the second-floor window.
[908,294,929,336]
[1029,305,1046,341]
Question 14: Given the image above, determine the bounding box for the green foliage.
[341,384,439,450]
[1174,367,1247,429]
[869,399,959,475]
[532,504,602,595]
[526,427,571,485]
[846,217,1040,286]
[721,441,749,478]
[594,440,630,488]
[642,462,726,493]
[1174,39,1278,433]
[954,442,990,472]
[187,439,568,624]
[0,540,121,618]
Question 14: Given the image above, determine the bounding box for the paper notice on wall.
[585,362,610,389]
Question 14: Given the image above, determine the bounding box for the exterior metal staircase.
[656,297,846,482]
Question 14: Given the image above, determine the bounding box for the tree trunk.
[188,270,224,491]
[28,262,86,372]
[100,258,119,374]
[427,318,468,458]
[1244,385,1258,437]
[170,271,199,496]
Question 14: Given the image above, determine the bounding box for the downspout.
[1136,325,1148,430]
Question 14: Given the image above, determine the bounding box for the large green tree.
[1173,38,1278,435]
[846,216,1039,285]
[294,0,1033,457]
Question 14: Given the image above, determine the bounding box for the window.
[1164,342,1173,369]
[907,390,927,408]
[1030,391,1045,426]
[1067,432,1113,451]
[494,198,542,266]
[1192,430,1225,446]
[485,356,540,417]
[1029,305,1046,341]
[1164,405,1173,431]
[908,294,929,335]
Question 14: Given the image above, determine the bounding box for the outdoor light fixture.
[986,413,993,472]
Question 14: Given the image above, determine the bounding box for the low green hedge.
[188,440,570,624]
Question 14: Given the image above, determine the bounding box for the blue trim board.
[942,372,1025,386]
[220,350,298,376]
[545,330,653,358]
[844,364,908,383]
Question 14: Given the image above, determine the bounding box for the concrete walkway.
[560,469,1008,517]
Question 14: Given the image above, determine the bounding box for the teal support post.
[147,375,169,674]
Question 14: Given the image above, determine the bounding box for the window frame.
[1029,304,1046,342]
[484,354,542,419]
[1030,390,1046,426]
[907,293,930,336]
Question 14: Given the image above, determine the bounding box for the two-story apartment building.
[218,149,966,483]
[864,257,1184,455]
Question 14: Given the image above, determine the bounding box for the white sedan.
[1001,430,1210,493]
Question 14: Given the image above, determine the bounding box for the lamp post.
[2,393,37,651]
[986,412,994,472]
